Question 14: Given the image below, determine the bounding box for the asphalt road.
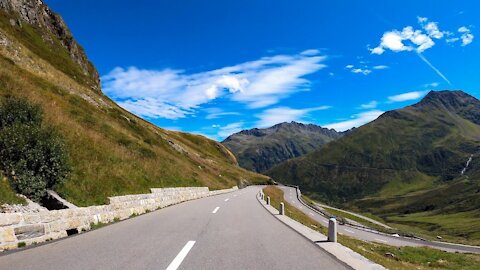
[279,185,480,254]
[0,186,349,270]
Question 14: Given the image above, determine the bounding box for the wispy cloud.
[346,64,388,75]
[217,122,244,138]
[102,50,327,120]
[324,110,384,131]
[204,108,241,120]
[370,17,473,85]
[255,106,330,128]
[424,82,439,88]
[387,90,428,103]
[360,100,378,109]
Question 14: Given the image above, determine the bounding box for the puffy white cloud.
[371,27,435,54]
[324,110,384,131]
[370,17,470,85]
[370,17,469,55]
[387,90,428,103]
[102,50,327,119]
[459,26,474,46]
[255,106,330,128]
[345,64,354,69]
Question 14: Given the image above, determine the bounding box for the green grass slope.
[267,90,480,243]
[0,9,268,206]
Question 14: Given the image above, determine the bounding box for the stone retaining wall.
[0,186,238,251]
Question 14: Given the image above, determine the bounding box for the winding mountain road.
[0,186,349,270]
[279,185,480,254]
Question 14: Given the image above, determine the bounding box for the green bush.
[0,97,70,201]
[0,96,43,128]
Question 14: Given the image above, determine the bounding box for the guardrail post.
[328,218,337,242]
[279,202,285,215]
[267,196,271,205]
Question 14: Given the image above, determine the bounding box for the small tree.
[0,97,70,201]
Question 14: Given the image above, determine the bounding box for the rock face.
[0,0,100,89]
[222,121,342,172]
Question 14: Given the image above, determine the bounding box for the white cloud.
[352,68,372,75]
[423,21,444,39]
[459,26,474,46]
[102,50,327,119]
[324,110,384,131]
[217,122,244,138]
[372,65,389,70]
[424,82,439,88]
[255,106,330,128]
[360,100,378,109]
[387,90,428,103]
[370,17,463,85]
[345,64,354,69]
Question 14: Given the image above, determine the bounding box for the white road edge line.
[212,206,220,214]
[224,198,229,202]
[166,241,196,270]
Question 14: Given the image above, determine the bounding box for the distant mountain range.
[222,121,342,172]
[267,90,480,242]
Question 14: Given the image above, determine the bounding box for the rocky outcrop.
[0,0,100,90]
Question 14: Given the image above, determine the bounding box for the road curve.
[0,186,349,270]
[279,185,480,254]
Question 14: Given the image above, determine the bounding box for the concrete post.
[328,217,337,242]
[279,202,285,215]
[267,196,271,205]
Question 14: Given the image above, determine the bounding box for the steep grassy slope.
[0,6,268,206]
[222,121,341,172]
[268,91,480,243]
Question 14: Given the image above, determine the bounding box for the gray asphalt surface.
[279,185,480,254]
[0,186,349,270]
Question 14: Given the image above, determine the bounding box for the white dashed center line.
[344,229,355,234]
[166,241,196,270]
[375,238,388,243]
[212,207,220,214]
[309,212,314,216]
[224,198,229,202]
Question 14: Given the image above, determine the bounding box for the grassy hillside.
[222,121,341,172]
[267,90,480,243]
[0,10,268,206]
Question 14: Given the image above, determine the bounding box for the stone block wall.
[0,186,237,251]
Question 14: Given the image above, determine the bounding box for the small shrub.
[17,242,26,248]
[0,97,70,201]
[0,96,42,128]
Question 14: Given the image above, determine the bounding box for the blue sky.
[46,0,479,140]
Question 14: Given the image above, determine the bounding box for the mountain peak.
[0,0,100,90]
[415,90,479,109]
